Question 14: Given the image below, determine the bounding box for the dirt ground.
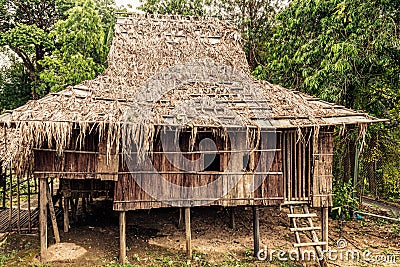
[0,200,399,267]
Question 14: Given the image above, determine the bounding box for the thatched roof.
[0,14,383,164]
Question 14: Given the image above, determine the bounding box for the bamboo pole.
[8,163,13,232]
[17,173,21,233]
[39,178,48,262]
[252,206,260,257]
[34,171,283,175]
[119,211,127,264]
[46,183,60,243]
[63,197,69,233]
[321,207,329,251]
[185,207,192,259]
[27,166,31,232]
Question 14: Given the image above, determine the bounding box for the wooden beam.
[39,178,48,262]
[185,207,192,259]
[253,206,260,257]
[119,211,127,264]
[321,207,329,251]
[63,197,69,233]
[46,184,60,243]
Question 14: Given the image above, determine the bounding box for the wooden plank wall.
[34,130,119,181]
[311,127,334,207]
[114,129,286,211]
[281,129,314,203]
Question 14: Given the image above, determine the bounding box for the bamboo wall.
[33,126,334,210]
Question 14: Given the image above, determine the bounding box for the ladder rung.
[288,213,317,218]
[293,242,327,248]
[290,226,321,232]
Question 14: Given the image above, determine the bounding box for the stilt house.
[0,14,382,262]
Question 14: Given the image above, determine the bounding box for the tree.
[139,0,279,68]
[139,0,210,16]
[255,0,399,115]
[0,0,71,98]
[214,0,279,68]
[0,0,119,97]
[0,61,31,113]
[255,0,400,195]
[39,0,108,92]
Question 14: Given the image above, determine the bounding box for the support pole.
[253,206,260,257]
[39,178,48,262]
[63,197,69,233]
[46,184,60,243]
[119,211,127,264]
[321,207,329,251]
[178,208,184,228]
[229,207,235,229]
[185,207,192,259]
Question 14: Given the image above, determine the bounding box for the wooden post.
[39,178,48,262]
[253,206,260,257]
[17,174,21,233]
[27,167,31,232]
[119,211,127,264]
[46,184,60,243]
[178,208,184,228]
[8,164,13,232]
[321,207,329,251]
[63,197,69,233]
[82,197,87,214]
[185,207,192,259]
[229,207,235,229]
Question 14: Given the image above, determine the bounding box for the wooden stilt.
[70,197,78,223]
[178,208,184,228]
[63,197,69,233]
[321,207,329,251]
[17,173,21,233]
[253,206,260,257]
[46,184,60,243]
[229,207,235,229]
[185,207,192,259]
[82,197,87,214]
[27,167,31,232]
[119,211,127,264]
[39,178,48,262]
[8,164,13,232]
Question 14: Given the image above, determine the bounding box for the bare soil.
[1,200,399,267]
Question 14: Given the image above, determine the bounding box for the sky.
[115,0,141,10]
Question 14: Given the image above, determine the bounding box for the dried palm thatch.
[0,14,383,167]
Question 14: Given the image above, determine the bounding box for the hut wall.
[311,127,334,207]
[114,130,285,211]
[34,131,119,181]
[281,129,313,202]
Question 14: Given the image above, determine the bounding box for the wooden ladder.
[287,204,327,267]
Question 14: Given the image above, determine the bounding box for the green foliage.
[257,0,400,113]
[0,62,32,113]
[138,0,210,16]
[256,0,400,199]
[0,0,118,98]
[39,0,107,93]
[214,0,278,68]
[332,180,358,220]
[381,161,400,199]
